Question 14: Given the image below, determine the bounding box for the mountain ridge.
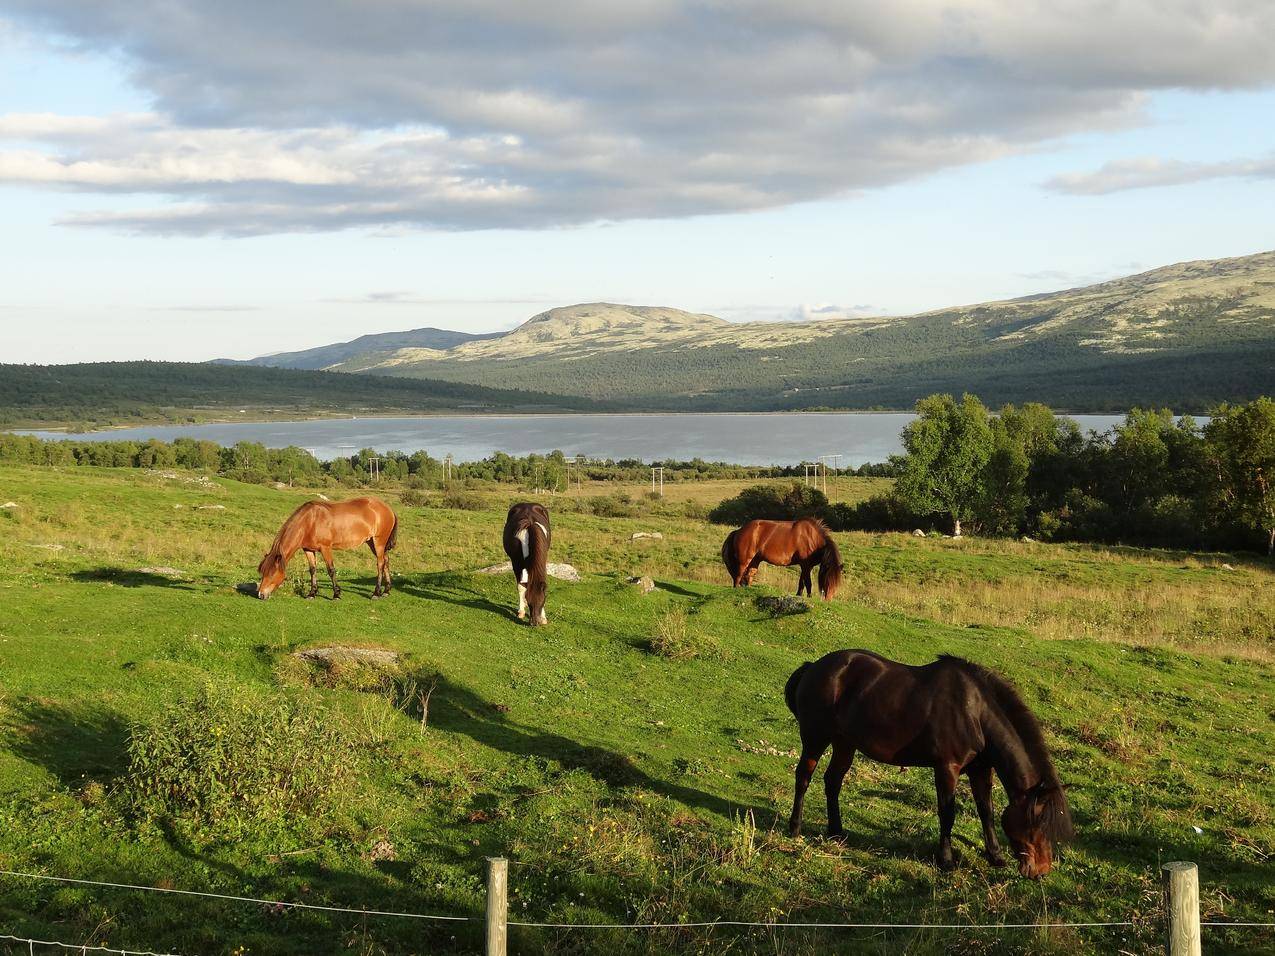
[227,250,1275,412]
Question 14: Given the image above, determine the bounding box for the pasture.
[0,464,1272,955]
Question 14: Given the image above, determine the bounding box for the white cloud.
[1,1,1274,234]
[1044,154,1275,195]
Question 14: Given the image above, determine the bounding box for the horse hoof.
[937,850,960,871]
[826,829,846,843]
[986,852,1009,868]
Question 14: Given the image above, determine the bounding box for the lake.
[22,413,1129,466]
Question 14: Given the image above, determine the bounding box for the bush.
[124,683,356,838]
[589,494,639,518]
[825,492,926,532]
[708,483,828,526]
[399,488,429,507]
[439,489,485,511]
[645,609,716,660]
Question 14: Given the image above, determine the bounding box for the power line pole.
[651,465,664,497]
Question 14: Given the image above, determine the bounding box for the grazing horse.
[502,502,551,625]
[785,650,1073,878]
[257,497,398,600]
[722,518,843,600]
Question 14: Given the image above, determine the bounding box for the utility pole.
[651,465,664,496]
[367,456,382,482]
[443,453,454,483]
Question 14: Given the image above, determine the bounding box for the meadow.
[0,464,1272,955]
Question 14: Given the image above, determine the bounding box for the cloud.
[1044,154,1275,194]
[149,304,260,312]
[716,302,883,323]
[1,1,1274,235]
[321,293,559,305]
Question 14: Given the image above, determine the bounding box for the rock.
[138,566,185,578]
[475,561,580,581]
[628,575,656,594]
[197,504,227,511]
[912,528,925,537]
[316,493,331,501]
[631,531,664,540]
[274,482,288,490]
[298,645,400,666]
[1020,535,1037,543]
[1,502,18,509]
[1221,563,1235,571]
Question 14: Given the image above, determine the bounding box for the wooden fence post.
[1163,861,1201,956]
[486,856,508,956]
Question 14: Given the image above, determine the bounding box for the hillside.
[0,361,608,428]
[216,326,500,370]
[264,252,1275,412]
[0,464,1271,954]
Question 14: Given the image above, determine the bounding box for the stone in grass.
[755,595,810,617]
[138,566,186,579]
[912,528,925,537]
[1,502,18,509]
[628,575,656,594]
[631,531,664,540]
[475,561,581,582]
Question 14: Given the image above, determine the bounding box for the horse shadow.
[71,567,196,591]
[429,677,771,824]
[397,572,515,620]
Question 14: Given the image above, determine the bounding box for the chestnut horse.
[257,497,398,600]
[502,502,551,625]
[722,518,843,600]
[786,650,1073,878]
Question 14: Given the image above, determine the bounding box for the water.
[21,413,1128,466]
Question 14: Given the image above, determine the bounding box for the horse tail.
[816,533,843,600]
[721,529,741,585]
[385,511,399,552]
[785,661,811,716]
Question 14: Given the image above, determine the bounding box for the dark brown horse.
[502,502,551,625]
[722,518,843,600]
[257,496,398,600]
[785,650,1073,878]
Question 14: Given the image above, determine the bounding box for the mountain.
[0,362,608,428]
[232,251,1275,412]
[216,326,500,370]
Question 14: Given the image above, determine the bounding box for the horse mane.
[258,501,312,575]
[940,655,1074,843]
[721,529,741,582]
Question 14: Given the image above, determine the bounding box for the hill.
[0,361,608,428]
[216,326,500,370]
[0,464,1271,954]
[261,252,1275,412]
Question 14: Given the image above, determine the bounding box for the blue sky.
[2,2,1273,363]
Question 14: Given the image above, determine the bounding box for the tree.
[1205,398,1275,554]
[897,393,994,536]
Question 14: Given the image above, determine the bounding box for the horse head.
[1001,781,1073,878]
[256,549,286,600]
[526,575,548,626]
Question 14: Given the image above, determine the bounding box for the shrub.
[645,609,716,660]
[707,483,828,526]
[399,488,429,507]
[825,492,926,532]
[589,494,639,518]
[124,683,356,837]
[439,489,485,511]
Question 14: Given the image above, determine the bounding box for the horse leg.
[823,743,855,839]
[322,547,340,599]
[934,763,961,870]
[969,765,1008,867]
[516,566,528,620]
[743,554,762,587]
[797,561,812,597]
[367,538,387,598]
[304,550,318,599]
[788,737,828,838]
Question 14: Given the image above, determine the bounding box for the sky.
[1,1,1274,364]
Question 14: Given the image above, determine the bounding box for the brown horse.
[257,496,398,600]
[502,502,551,625]
[722,518,843,600]
[786,650,1073,878]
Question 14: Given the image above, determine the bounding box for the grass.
[0,463,1272,955]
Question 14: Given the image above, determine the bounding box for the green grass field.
[0,465,1272,955]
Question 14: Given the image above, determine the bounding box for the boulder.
[912,528,925,537]
[628,575,656,594]
[476,561,580,581]
[631,531,664,540]
[1,502,18,509]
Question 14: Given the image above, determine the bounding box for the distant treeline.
[0,361,606,427]
[710,395,1275,555]
[0,432,895,490]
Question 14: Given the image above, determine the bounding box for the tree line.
[710,395,1275,555]
[0,433,891,491]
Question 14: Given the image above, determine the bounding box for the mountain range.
[229,251,1275,412]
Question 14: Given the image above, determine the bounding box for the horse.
[256,496,398,600]
[785,650,1073,878]
[502,502,551,625]
[721,517,843,600]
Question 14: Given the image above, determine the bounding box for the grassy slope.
[0,466,1272,955]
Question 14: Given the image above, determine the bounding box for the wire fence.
[2,861,1272,956]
